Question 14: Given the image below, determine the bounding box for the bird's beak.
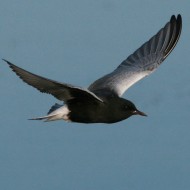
[133,110,147,117]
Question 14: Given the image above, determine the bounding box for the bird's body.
[30,95,142,123]
[67,96,142,123]
[3,15,182,124]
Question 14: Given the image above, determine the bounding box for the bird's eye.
[124,105,134,111]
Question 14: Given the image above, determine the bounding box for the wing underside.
[89,15,182,96]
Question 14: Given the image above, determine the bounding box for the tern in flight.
[3,14,182,123]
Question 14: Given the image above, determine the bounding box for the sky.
[0,0,190,190]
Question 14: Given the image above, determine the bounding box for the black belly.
[67,98,128,124]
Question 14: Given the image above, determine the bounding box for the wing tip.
[2,59,15,68]
[177,14,182,22]
[164,14,182,59]
[170,14,182,22]
[2,58,9,64]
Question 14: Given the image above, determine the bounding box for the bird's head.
[123,100,147,118]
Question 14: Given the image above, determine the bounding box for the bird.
[3,14,182,124]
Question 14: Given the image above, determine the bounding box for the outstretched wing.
[3,59,103,103]
[89,15,182,96]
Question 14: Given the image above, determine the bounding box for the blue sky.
[0,1,190,190]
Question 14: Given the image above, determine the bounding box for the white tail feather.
[29,105,70,122]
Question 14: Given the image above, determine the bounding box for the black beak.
[133,110,147,117]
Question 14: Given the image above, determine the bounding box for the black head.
[122,100,147,118]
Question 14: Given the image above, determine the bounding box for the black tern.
[3,15,182,123]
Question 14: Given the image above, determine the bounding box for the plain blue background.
[0,1,190,190]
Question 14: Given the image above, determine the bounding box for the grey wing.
[89,15,182,97]
[3,59,103,102]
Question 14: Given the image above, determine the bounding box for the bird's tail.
[28,114,60,122]
[29,104,70,122]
